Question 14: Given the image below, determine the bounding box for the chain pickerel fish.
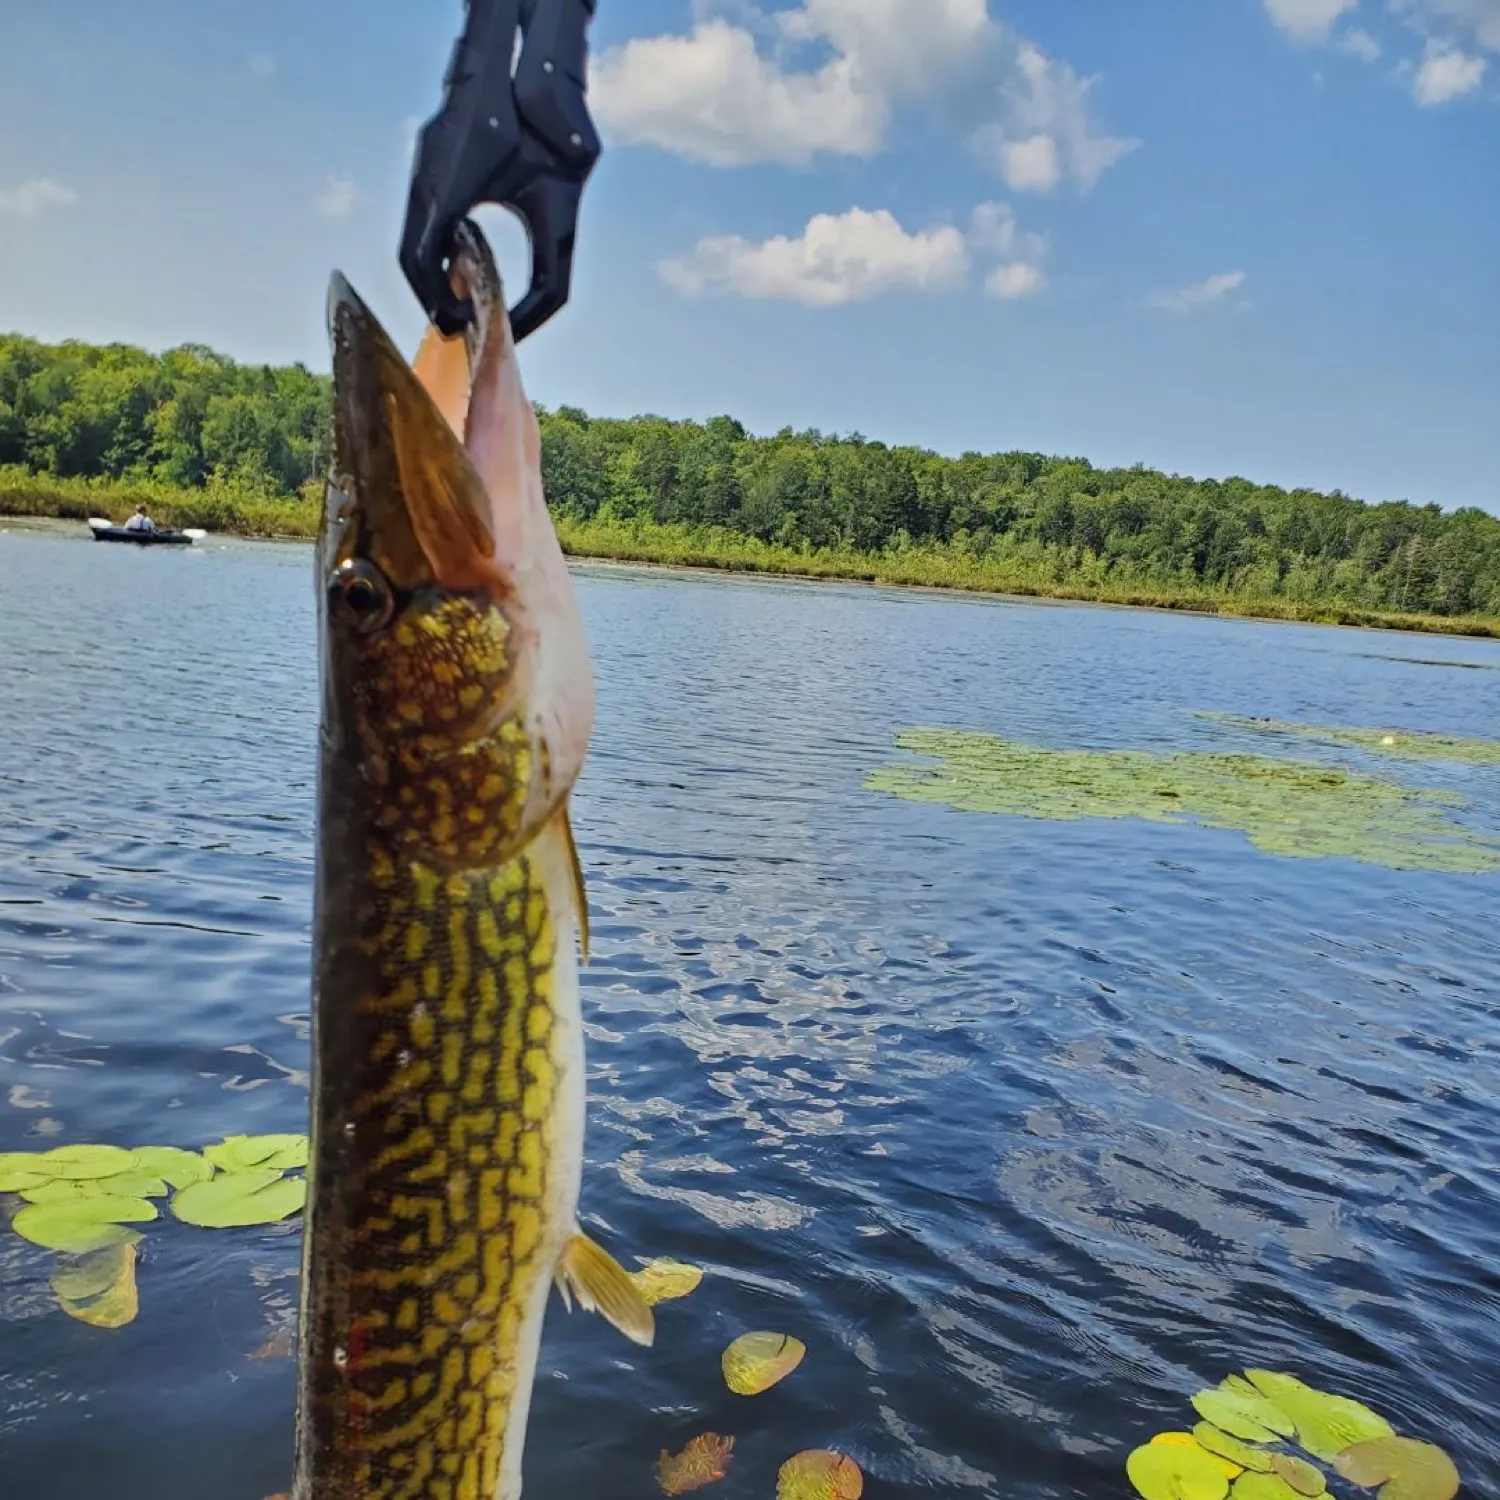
[294,220,654,1500]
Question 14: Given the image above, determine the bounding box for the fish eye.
[331,560,394,633]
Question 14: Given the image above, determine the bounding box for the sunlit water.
[1,524,1497,1499]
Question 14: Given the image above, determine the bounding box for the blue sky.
[1,1,1496,512]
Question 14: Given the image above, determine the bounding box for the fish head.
[321,229,593,865]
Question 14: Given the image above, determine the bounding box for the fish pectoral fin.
[555,1230,655,1347]
[561,801,590,966]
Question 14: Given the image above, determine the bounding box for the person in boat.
[122,504,156,534]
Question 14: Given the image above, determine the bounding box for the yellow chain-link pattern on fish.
[351,597,537,869]
[321,844,565,1500]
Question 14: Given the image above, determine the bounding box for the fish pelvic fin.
[555,1230,655,1348]
[561,801,590,966]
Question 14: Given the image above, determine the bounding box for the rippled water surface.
[2,525,1498,1499]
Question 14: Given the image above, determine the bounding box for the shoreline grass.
[6,470,1498,640]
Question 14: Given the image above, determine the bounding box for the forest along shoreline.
[9,506,1499,643]
[2,332,1498,640]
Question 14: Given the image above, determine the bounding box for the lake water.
[1,523,1497,1499]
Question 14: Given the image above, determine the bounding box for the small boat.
[87,517,204,546]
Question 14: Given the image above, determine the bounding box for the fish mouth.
[326,272,496,593]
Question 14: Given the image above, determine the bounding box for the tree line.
[3,331,1496,617]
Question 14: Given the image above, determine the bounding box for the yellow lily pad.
[0,1151,58,1191]
[656,1433,734,1495]
[21,1171,167,1203]
[722,1332,806,1395]
[1191,1389,1292,1445]
[1127,1441,1231,1500]
[0,1165,52,1193]
[1270,1454,1326,1496]
[1331,1438,1459,1500]
[130,1146,214,1188]
[1230,1476,1303,1500]
[13,1196,156,1253]
[51,1242,140,1329]
[170,1169,306,1228]
[631,1258,705,1307]
[1194,1425,1273,1474]
[777,1449,864,1500]
[1243,1372,1392,1461]
[203,1135,308,1173]
[36,1144,137,1180]
[1149,1435,1241,1480]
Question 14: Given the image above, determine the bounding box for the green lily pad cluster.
[1126,1371,1460,1500]
[864,728,1500,873]
[0,1135,309,1328]
[1194,713,1500,768]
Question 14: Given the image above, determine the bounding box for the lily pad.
[1230,1476,1303,1500]
[0,1164,52,1193]
[1331,1438,1459,1500]
[1244,1372,1393,1461]
[51,1242,139,1329]
[722,1332,806,1395]
[1150,1435,1242,1481]
[778,1450,864,1500]
[631,1258,705,1307]
[1191,1389,1293,1445]
[130,1146,213,1188]
[865,729,1500,874]
[1126,1441,1231,1500]
[36,1145,137,1181]
[203,1135,308,1173]
[1270,1455,1326,1496]
[21,1171,167,1204]
[1193,1425,1274,1473]
[12,1196,156,1253]
[657,1433,734,1495]
[170,1169,307,1229]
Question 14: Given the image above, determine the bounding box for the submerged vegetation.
[865,728,1500,873]
[1194,713,1500,768]
[3,332,1499,635]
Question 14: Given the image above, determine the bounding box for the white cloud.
[986,261,1045,299]
[1149,270,1248,313]
[779,0,995,101]
[1411,38,1488,99]
[247,52,276,79]
[658,197,1048,307]
[1337,27,1383,59]
[593,2,1136,191]
[1263,0,1360,42]
[968,201,1045,260]
[1397,0,1500,54]
[970,42,1139,192]
[0,179,77,219]
[316,177,358,218]
[658,207,970,306]
[590,18,882,166]
[996,133,1061,193]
